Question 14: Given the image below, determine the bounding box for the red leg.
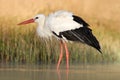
[63,42,69,69]
[57,41,63,70]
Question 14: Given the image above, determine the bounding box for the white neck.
[36,16,52,38]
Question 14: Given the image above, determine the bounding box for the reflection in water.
[57,69,69,80]
[0,64,120,80]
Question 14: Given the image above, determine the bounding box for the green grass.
[0,16,119,65]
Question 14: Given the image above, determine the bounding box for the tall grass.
[0,16,119,65]
[0,0,120,64]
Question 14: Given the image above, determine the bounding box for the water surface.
[0,64,120,80]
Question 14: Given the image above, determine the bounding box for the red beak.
[18,19,34,25]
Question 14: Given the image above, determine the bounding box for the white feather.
[46,10,83,35]
[35,14,52,38]
[34,10,83,39]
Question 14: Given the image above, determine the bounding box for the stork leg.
[57,40,63,70]
[63,42,69,69]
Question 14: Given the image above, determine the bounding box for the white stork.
[18,10,102,69]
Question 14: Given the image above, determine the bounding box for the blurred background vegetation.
[0,0,120,65]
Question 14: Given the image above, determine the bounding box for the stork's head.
[18,14,45,25]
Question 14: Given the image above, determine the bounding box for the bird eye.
[35,17,39,19]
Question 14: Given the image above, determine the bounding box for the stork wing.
[60,27,101,53]
[47,11,101,53]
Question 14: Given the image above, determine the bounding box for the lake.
[0,64,120,80]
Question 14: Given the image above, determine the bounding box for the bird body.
[18,10,102,69]
[47,11,82,35]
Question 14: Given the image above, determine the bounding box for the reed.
[0,0,120,64]
[0,16,119,64]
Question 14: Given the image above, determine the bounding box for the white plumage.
[34,10,83,39]
[47,11,83,35]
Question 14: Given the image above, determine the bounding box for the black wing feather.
[61,27,102,53]
[72,15,89,27]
